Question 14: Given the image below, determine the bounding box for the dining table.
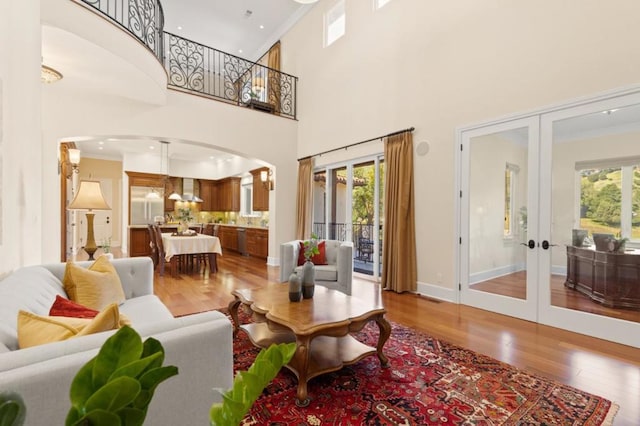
[161,232,222,277]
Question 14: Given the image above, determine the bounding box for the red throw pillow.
[49,295,99,319]
[297,241,327,266]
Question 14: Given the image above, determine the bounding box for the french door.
[459,89,640,348]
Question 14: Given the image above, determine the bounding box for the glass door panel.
[330,166,350,242]
[352,161,376,275]
[312,171,327,239]
[460,117,539,321]
[543,100,640,341]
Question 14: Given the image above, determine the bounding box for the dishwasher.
[236,228,248,256]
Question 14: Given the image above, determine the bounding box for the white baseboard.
[469,263,526,284]
[267,256,279,267]
[416,281,457,303]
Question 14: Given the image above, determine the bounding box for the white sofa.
[0,257,233,426]
[279,240,353,295]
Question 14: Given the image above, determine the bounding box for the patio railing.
[78,0,297,119]
[313,222,382,264]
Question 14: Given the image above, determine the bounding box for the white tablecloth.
[162,233,222,261]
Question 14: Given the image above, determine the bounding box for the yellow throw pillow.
[63,256,126,310]
[18,303,121,349]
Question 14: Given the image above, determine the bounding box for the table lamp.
[68,180,111,260]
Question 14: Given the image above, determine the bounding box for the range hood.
[169,178,203,202]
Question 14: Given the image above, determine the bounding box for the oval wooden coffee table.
[228,283,391,407]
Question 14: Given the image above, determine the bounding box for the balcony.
[76,0,297,119]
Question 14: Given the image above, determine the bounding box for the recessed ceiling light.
[150,146,155,150]
[209,156,215,160]
[98,141,104,145]
[99,147,104,150]
[238,49,243,54]
[177,26,183,30]
[259,25,264,29]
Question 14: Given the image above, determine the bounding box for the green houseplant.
[0,391,26,426]
[302,233,320,262]
[65,326,178,426]
[209,342,296,426]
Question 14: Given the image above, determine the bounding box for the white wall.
[280,0,640,295]
[0,0,42,274]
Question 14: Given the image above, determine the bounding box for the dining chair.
[154,225,182,277]
[147,224,159,269]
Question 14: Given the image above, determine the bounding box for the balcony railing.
[80,0,164,59]
[78,0,297,119]
[163,32,297,119]
[313,222,383,265]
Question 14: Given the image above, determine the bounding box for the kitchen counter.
[128,223,268,230]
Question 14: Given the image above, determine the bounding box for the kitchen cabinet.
[217,177,241,211]
[129,227,151,257]
[251,168,270,211]
[246,228,268,259]
[199,179,214,211]
[218,226,238,252]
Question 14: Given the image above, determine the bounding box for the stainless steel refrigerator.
[130,186,164,225]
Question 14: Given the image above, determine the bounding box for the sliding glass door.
[313,155,385,279]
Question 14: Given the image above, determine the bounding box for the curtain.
[381,131,417,293]
[296,158,313,240]
[267,41,281,114]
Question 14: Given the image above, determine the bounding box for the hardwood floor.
[471,271,640,323]
[112,250,640,424]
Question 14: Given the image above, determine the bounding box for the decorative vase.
[288,273,302,302]
[178,221,188,234]
[302,260,315,299]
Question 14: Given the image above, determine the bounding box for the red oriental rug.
[229,309,618,425]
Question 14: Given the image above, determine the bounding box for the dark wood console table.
[565,245,640,309]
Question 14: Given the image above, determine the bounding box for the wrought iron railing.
[163,32,297,119]
[77,1,297,119]
[80,0,164,59]
[313,222,383,264]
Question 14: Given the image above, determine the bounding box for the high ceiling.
[161,0,314,61]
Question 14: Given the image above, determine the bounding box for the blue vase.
[302,261,315,299]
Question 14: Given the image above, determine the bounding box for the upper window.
[577,157,640,241]
[374,0,393,10]
[325,0,345,47]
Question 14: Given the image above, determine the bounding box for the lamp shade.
[68,181,111,211]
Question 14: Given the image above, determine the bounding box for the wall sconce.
[260,169,274,191]
[68,148,81,174]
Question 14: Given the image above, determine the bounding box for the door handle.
[541,240,557,250]
[520,239,536,249]
[106,216,110,224]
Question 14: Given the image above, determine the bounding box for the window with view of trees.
[578,160,640,241]
[504,163,519,237]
